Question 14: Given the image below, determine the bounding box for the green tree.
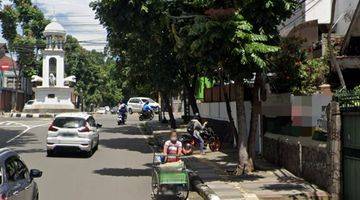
[64,35,123,110]
[91,0,183,128]
[0,1,49,110]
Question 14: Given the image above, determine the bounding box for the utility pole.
[327,0,346,89]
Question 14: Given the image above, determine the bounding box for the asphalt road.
[0,114,201,200]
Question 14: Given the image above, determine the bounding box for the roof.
[44,18,66,36]
[0,55,17,70]
[55,112,91,119]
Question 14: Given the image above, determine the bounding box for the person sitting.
[188,113,207,155]
[163,131,182,163]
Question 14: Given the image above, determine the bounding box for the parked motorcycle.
[117,113,127,125]
[179,125,221,155]
[139,110,154,121]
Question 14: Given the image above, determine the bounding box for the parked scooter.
[139,110,154,121]
[179,125,221,155]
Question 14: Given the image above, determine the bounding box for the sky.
[0,0,107,51]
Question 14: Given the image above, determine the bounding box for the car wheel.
[128,108,133,115]
[33,193,39,200]
[47,150,54,157]
[94,139,99,151]
[86,148,93,158]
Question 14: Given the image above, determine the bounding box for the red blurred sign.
[1,65,10,71]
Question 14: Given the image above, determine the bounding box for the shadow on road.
[93,167,152,177]
[100,137,152,153]
[15,148,46,154]
[2,130,41,148]
[100,126,145,135]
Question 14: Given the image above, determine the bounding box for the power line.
[280,0,322,31]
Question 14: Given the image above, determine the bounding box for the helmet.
[194,113,200,119]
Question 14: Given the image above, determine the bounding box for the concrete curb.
[189,172,221,200]
[6,113,56,118]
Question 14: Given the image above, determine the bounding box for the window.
[26,100,34,105]
[5,157,29,182]
[141,98,154,103]
[49,57,57,76]
[53,117,86,128]
[87,116,96,127]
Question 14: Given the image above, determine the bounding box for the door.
[133,98,142,112]
[342,111,360,200]
[15,159,34,200]
[4,157,31,200]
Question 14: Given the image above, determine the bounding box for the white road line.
[6,123,49,144]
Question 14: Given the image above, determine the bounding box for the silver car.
[127,97,160,114]
[46,113,101,157]
[0,148,42,200]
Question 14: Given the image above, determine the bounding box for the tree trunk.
[163,93,176,129]
[183,73,200,115]
[220,77,238,147]
[247,73,262,172]
[234,81,250,175]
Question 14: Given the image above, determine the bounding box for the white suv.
[46,113,101,157]
[127,97,160,114]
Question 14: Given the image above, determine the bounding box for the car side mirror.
[97,123,102,128]
[30,169,42,179]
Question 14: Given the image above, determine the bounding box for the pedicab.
[151,152,190,199]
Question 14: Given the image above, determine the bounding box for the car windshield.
[53,117,86,128]
[141,98,154,103]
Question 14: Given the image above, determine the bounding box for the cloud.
[0,0,107,51]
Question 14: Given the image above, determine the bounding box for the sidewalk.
[145,120,329,200]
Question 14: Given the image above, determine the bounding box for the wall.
[305,0,331,24]
[0,89,25,111]
[263,93,331,136]
[335,0,359,36]
[263,133,329,190]
[194,101,263,152]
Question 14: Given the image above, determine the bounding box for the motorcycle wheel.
[139,116,144,121]
[149,112,154,120]
[182,142,194,155]
[209,137,221,152]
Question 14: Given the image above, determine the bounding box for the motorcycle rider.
[118,101,127,123]
[188,113,207,155]
[142,100,153,118]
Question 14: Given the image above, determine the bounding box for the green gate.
[340,96,360,200]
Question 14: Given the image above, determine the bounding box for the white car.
[96,107,107,114]
[46,113,101,157]
[23,100,35,110]
[127,97,160,114]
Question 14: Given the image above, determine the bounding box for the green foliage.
[91,0,183,99]
[270,38,329,95]
[64,36,122,108]
[0,0,49,79]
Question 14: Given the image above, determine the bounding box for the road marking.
[6,123,49,144]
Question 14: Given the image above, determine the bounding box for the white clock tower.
[24,18,76,113]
